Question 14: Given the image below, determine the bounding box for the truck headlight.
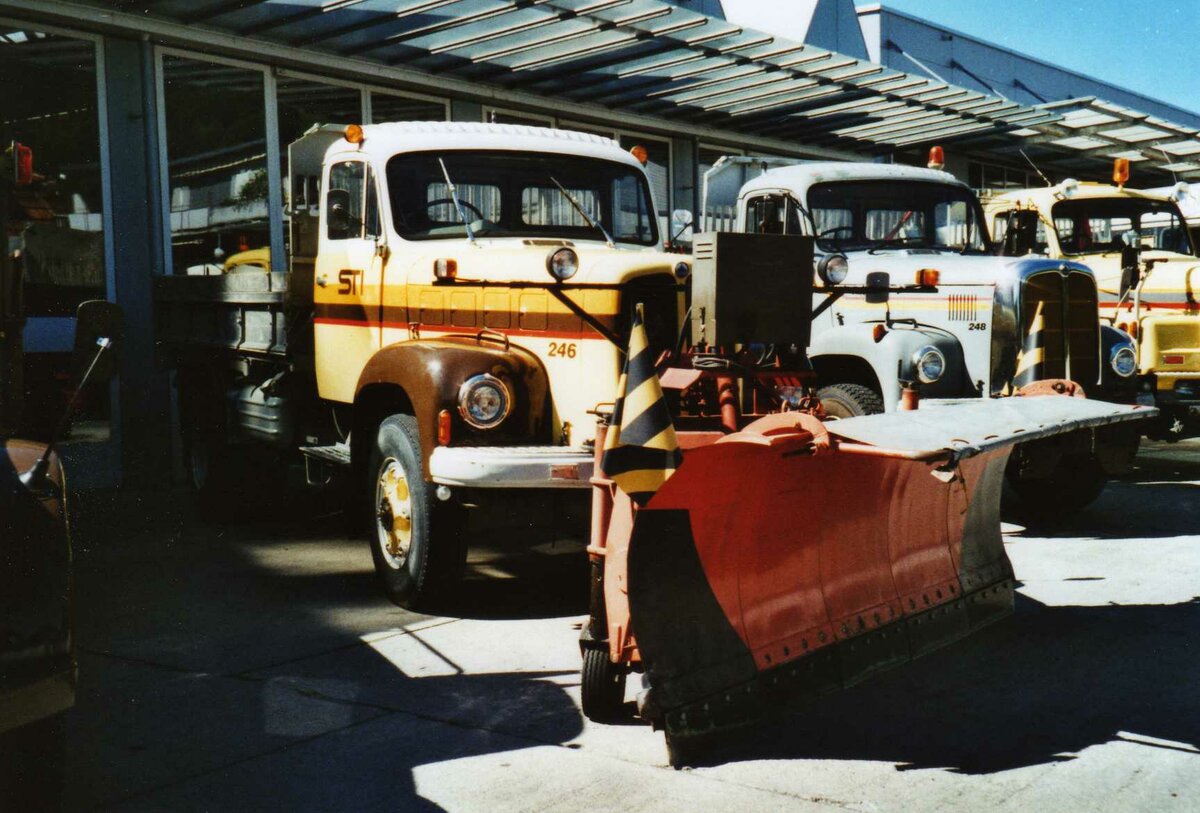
[817,254,849,285]
[458,374,511,429]
[1110,345,1137,378]
[914,346,946,384]
[546,247,579,281]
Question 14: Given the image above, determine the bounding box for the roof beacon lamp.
[1113,157,1130,188]
[630,144,649,166]
[927,145,945,171]
[344,124,365,145]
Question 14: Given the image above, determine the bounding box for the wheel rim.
[375,457,413,569]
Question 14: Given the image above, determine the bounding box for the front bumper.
[1145,371,1200,407]
[429,445,594,489]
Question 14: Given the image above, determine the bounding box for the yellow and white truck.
[156,122,686,609]
[984,175,1200,439]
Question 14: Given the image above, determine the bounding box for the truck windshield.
[1050,197,1193,256]
[386,150,659,246]
[808,180,990,253]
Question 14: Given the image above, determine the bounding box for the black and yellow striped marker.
[601,303,681,506]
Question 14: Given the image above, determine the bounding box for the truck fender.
[353,336,552,479]
[810,324,969,410]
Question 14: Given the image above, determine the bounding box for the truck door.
[314,159,386,403]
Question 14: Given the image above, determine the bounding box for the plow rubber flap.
[626,423,1021,756]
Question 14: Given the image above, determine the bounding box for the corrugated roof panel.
[1052,135,1113,150]
[70,0,1075,155]
[1098,124,1171,143]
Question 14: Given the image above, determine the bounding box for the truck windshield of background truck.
[1049,197,1194,256]
[385,150,659,246]
[807,181,990,254]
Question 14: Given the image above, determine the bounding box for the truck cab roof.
[739,162,964,202]
[300,121,644,169]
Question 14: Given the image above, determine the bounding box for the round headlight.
[817,254,849,285]
[673,261,691,280]
[914,345,946,384]
[1110,344,1137,378]
[458,374,512,429]
[546,247,579,281]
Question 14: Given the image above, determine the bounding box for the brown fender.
[354,335,552,478]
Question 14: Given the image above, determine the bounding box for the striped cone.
[601,303,682,506]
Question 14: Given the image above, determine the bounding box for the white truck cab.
[700,156,1141,514]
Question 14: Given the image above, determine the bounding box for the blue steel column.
[103,37,172,487]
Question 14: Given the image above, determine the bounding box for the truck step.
[300,443,351,467]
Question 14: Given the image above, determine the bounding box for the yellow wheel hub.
[377,459,413,565]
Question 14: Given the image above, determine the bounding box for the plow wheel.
[581,648,626,723]
[817,383,884,418]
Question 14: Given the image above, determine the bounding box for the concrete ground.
[62,441,1199,812]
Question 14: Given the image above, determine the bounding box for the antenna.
[1157,146,1178,184]
[1020,149,1052,187]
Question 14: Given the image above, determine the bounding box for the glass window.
[326,161,384,241]
[745,195,801,235]
[1,27,110,438]
[619,135,669,241]
[809,180,990,253]
[370,92,446,124]
[386,150,657,245]
[162,55,268,275]
[1,29,106,315]
[1050,197,1193,255]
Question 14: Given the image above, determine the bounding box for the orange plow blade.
[619,398,1154,763]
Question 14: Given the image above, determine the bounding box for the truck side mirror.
[865,271,890,304]
[670,208,693,244]
[326,188,353,238]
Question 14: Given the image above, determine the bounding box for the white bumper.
[428,445,594,489]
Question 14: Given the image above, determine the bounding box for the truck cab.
[158,122,684,609]
[984,180,1200,439]
[700,156,1141,514]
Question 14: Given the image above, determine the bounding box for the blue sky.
[870,1,1200,114]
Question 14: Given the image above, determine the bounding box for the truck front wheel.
[368,414,466,610]
[817,383,884,418]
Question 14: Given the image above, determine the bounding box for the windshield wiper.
[550,175,614,248]
[438,157,476,245]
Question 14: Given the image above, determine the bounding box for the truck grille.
[1017,270,1100,389]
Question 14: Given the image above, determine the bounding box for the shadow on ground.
[691,592,1200,774]
[64,487,587,811]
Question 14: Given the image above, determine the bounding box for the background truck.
[984,175,1200,439]
[700,155,1141,514]
[156,122,685,610]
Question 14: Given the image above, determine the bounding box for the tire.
[367,414,466,610]
[0,713,66,811]
[1007,452,1108,521]
[817,383,885,418]
[581,647,626,723]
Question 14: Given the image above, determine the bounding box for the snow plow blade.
[625,397,1153,762]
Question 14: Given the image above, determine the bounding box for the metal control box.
[690,232,814,349]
